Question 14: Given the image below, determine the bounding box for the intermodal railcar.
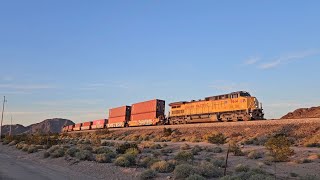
[62,91,264,132]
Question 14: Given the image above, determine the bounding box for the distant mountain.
[1,118,74,135]
[281,106,320,119]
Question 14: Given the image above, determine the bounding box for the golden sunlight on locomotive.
[168,91,264,124]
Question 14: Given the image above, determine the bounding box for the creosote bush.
[50,148,65,158]
[27,145,38,154]
[139,157,160,168]
[140,169,157,180]
[204,132,226,145]
[247,150,263,159]
[150,161,175,173]
[186,174,206,180]
[235,164,250,173]
[95,154,112,163]
[75,150,93,161]
[265,135,294,162]
[229,141,244,156]
[66,147,80,157]
[174,164,196,179]
[191,145,202,155]
[116,142,138,154]
[174,151,194,162]
[114,156,131,167]
[197,161,223,178]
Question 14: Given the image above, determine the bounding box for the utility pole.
[0,96,6,140]
[9,115,12,136]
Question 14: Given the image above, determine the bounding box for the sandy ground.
[0,144,139,180]
[0,140,319,180]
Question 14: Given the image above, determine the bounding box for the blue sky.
[0,1,320,125]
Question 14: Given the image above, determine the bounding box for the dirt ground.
[0,144,139,180]
[1,140,319,180]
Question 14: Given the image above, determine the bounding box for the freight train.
[62,91,264,132]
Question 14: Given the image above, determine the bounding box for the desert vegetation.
[1,121,319,180]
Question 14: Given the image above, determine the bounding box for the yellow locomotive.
[169,91,264,124]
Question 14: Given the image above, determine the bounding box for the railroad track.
[65,118,320,134]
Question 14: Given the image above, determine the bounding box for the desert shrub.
[304,134,320,147]
[93,147,112,154]
[174,164,196,179]
[114,156,131,167]
[163,128,173,137]
[22,144,29,152]
[204,132,226,145]
[139,157,160,168]
[191,145,202,155]
[47,145,60,153]
[212,158,226,168]
[116,142,138,154]
[78,145,93,152]
[290,172,299,177]
[235,164,250,173]
[160,148,173,154]
[247,150,263,159]
[150,161,175,173]
[125,148,140,156]
[174,151,194,162]
[75,150,93,161]
[265,135,294,162]
[299,159,313,164]
[95,154,112,163]
[244,136,269,146]
[43,151,50,158]
[65,147,80,157]
[186,174,206,180]
[248,174,273,180]
[27,145,38,154]
[229,141,244,156]
[51,148,65,158]
[150,143,162,150]
[222,168,272,180]
[101,141,115,147]
[16,143,25,150]
[211,147,223,153]
[197,161,223,178]
[180,143,191,150]
[8,140,17,146]
[140,169,157,180]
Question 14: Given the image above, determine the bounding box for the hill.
[281,106,320,119]
[1,118,74,135]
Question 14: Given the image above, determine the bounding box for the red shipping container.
[108,116,129,128]
[82,122,92,126]
[108,116,128,124]
[131,112,158,121]
[75,123,82,127]
[81,126,91,130]
[92,119,107,129]
[131,99,165,115]
[93,119,107,125]
[109,106,131,118]
[67,125,74,131]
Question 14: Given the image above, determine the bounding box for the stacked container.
[108,106,131,128]
[129,99,165,126]
[81,121,92,130]
[67,125,74,132]
[92,119,108,129]
[73,123,82,131]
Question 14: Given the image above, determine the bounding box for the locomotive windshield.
[240,92,251,97]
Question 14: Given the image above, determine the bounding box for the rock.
[281,106,320,119]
